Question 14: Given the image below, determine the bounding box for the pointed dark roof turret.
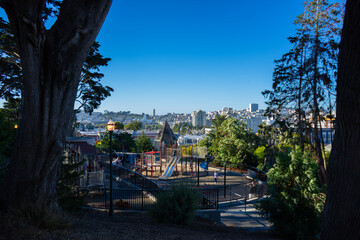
[156,121,177,144]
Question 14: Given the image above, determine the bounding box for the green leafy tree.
[0,18,113,115]
[136,133,153,153]
[204,116,259,169]
[100,132,137,153]
[1,98,21,123]
[254,146,267,169]
[205,115,227,157]
[57,155,84,212]
[114,121,124,130]
[125,120,142,130]
[257,148,325,239]
[217,118,258,168]
[172,122,193,135]
[143,123,162,130]
[198,136,212,149]
[75,42,113,114]
[0,18,22,102]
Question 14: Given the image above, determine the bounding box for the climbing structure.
[155,121,177,173]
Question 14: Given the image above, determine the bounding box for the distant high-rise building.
[191,110,207,127]
[153,109,155,118]
[246,116,265,133]
[249,103,259,112]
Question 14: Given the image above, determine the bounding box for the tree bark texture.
[322,0,360,239]
[0,0,112,210]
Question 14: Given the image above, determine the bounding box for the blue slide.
[200,156,215,171]
[159,157,180,180]
[162,157,176,177]
[200,161,208,170]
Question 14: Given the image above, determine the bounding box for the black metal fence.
[114,165,161,190]
[77,187,219,211]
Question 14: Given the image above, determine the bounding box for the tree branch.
[48,0,112,68]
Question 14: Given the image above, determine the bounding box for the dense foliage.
[0,17,113,115]
[199,116,259,169]
[257,148,325,239]
[57,155,84,212]
[98,132,137,153]
[125,121,142,131]
[143,123,163,130]
[114,121,124,130]
[172,122,203,135]
[149,183,200,225]
[136,133,153,153]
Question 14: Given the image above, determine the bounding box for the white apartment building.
[246,116,266,133]
[191,110,207,127]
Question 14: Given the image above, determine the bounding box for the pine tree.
[263,0,343,185]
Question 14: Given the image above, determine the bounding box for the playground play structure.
[159,156,180,180]
[131,145,212,180]
[126,121,211,180]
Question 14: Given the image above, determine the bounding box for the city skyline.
[0,1,305,115]
[79,104,263,116]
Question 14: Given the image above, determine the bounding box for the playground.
[129,146,209,179]
[115,144,265,203]
[79,121,266,213]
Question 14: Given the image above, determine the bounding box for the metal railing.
[229,191,247,211]
[113,165,161,190]
[77,187,219,211]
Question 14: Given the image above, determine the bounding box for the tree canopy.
[202,116,259,169]
[258,148,325,239]
[114,121,124,130]
[125,121,142,131]
[100,132,137,153]
[136,133,153,153]
[0,16,113,115]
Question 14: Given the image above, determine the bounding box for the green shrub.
[257,148,325,239]
[57,156,84,211]
[149,183,200,225]
[57,184,84,212]
[254,146,267,170]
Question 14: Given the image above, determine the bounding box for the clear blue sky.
[1,1,306,115]
[96,0,304,115]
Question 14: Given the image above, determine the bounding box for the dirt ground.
[0,209,281,240]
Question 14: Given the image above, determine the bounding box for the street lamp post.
[108,119,115,217]
[197,157,200,186]
[224,161,227,198]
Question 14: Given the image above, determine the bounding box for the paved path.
[220,200,271,231]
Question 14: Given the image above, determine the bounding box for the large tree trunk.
[0,0,112,211]
[321,0,360,239]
